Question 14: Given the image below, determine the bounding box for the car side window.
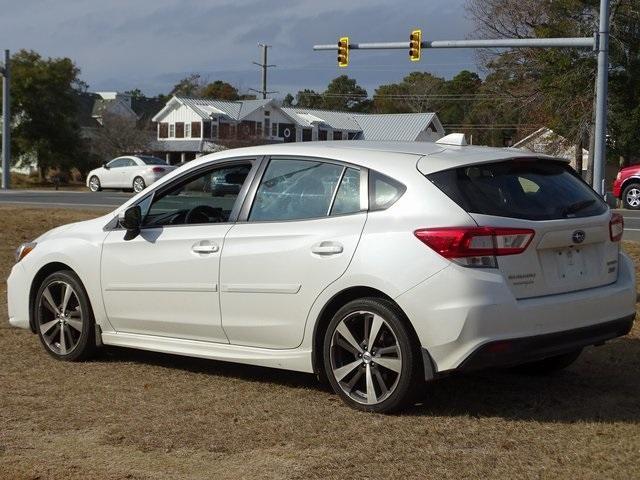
[369,171,406,211]
[249,158,343,221]
[143,162,252,227]
[125,158,137,167]
[331,167,361,215]
[108,158,127,168]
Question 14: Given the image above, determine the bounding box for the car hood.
[35,213,115,242]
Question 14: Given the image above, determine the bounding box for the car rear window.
[427,159,607,220]
[140,156,167,165]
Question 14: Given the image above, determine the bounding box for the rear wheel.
[510,349,582,375]
[88,176,101,192]
[133,176,146,193]
[622,183,640,209]
[323,298,421,413]
[35,270,97,361]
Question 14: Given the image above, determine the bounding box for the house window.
[272,123,278,137]
[185,123,191,138]
[319,129,328,141]
[175,122,185,138]
[211,124,218,139]
[191,122,201,138]
[264,110,270,117]
[159,123,168,139]
[265,118,270,137]
[169,123,175,138]
[333,131,342,140]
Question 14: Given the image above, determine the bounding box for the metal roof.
[280,107,361,131]
[352,113,440,141]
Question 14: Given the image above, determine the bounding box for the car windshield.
[139,156,167,166]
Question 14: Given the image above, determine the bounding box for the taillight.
[610,213,624,242]
[414,227,535,268]
[152,167,165,173]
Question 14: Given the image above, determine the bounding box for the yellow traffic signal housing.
[409,29,421,61]
[338,36,349,67]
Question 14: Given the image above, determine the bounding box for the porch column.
[180,152,186,164]
[165,153,170,164]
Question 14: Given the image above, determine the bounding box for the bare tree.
[89,112,153,162]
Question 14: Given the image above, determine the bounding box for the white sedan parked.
[8,141,636,412]
[86,155,176,193]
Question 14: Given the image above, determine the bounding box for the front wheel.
[323,298,421,413]
[88,176,101,192]
[35,270,97,361]
[132,176,146,193]
[622,183,640,209]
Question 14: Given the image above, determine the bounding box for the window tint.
[108,158,128,168]
[331,168,361,215]
[427,160,608,220]
[369,171,406,211]
[249,159,343,221]
[124,158,137,167]
[143,163,252,227]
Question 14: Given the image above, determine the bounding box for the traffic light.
[409,29,421,62]
[338,36,349,67]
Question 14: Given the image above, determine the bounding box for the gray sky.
[0,0,480,97]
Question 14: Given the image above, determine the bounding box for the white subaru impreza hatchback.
[7,141,636,412]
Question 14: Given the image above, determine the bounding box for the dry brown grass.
[1,206,639,480]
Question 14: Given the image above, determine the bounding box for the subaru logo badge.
[572,230,586,244]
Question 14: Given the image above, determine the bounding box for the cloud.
[0,0,478,95]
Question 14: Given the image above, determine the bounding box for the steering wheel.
[185,205,222,224]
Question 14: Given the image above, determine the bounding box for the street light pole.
[593,0,611,196]
[1,49,10,190]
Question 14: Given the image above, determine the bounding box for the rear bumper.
[457,315,634,371]
[396,251,637,372]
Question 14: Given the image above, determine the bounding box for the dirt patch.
[1,206,639,479]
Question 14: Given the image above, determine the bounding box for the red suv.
[614,164,640,209]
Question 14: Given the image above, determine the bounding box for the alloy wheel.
[133,178,145,193]
[329,310,402,405]
[89,177,100,192]
[626,188,640,208]
[38,281,84,355]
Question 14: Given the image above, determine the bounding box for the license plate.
[555,247,587,281]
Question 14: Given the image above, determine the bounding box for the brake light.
[610,213,624,242]
[414,227,535,268]
[152,167,165,173]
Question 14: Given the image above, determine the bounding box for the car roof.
[189,140,568,177]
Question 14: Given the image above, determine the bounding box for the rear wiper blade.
[562,199,595,217]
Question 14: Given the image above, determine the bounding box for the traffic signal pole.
[313,0,610,195]
[1,49,9,190]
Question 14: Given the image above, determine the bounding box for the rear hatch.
[427,158,620,299]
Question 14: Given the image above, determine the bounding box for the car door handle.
[192,241,219,254]
[312,241,344,255]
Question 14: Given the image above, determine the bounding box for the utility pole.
[250,43,277,99]
[1,49,10,190]
[313,0,611,195]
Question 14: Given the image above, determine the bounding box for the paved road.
[2,189,640,241]
[0,190,132,210]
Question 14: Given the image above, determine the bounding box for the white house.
[151,96,445,164]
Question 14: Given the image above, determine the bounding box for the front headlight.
[15,242,37,263]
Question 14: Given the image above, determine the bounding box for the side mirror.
[103,162,110,169]
[120,205,142,240]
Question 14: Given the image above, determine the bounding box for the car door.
[101,158,258,342]
[220,157,368,349]
[102,158,127,187]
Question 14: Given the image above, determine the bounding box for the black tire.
[89,176,101,192]
[35,270,97,361]
[133,176,146,193]
[622,183,640,210]
[322,297,422,413]
[510,349,582,375]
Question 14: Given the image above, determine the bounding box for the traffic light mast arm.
[314,37,596,50]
